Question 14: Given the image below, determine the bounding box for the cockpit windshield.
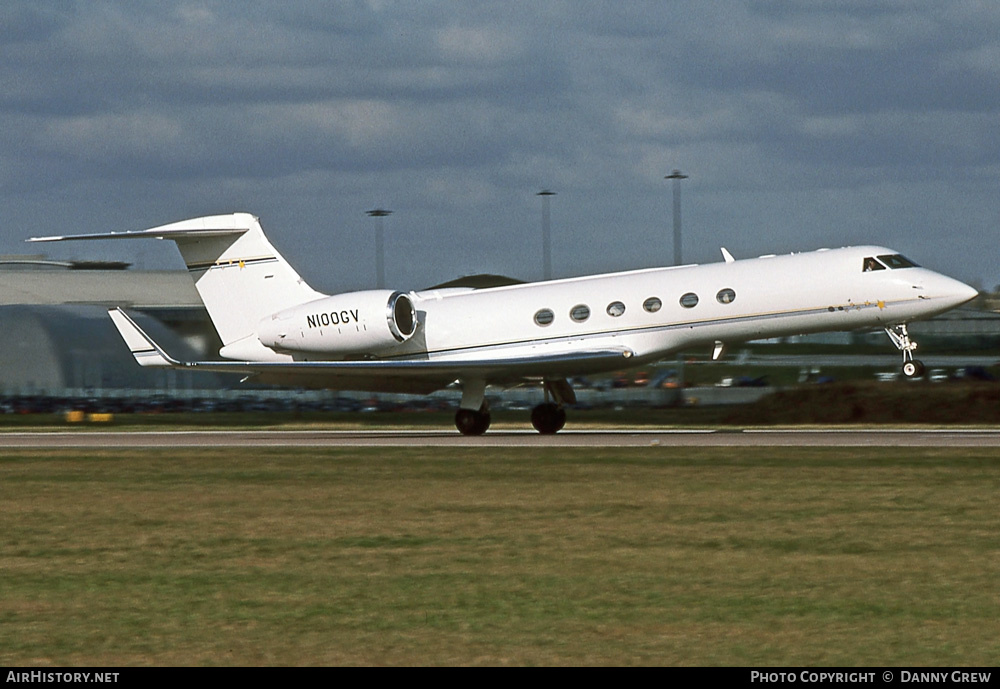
[877,254,919,269]
[864,254,919,271]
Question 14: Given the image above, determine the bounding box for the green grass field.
[2,446,999,666]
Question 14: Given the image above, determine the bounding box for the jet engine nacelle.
[257,290,417,354]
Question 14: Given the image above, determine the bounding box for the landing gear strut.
[885,324,925,378]
[455,404,491,436]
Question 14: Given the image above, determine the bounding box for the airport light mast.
[537,190,556,281]
[366,209,392,289]
[664,170,689,399]
[664,170,688,266]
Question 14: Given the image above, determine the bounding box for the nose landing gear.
[885,324,925,378]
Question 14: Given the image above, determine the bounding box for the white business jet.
[31,213,978,434]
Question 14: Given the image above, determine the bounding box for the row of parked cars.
[875,366,997,383]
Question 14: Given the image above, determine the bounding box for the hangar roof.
[0,269,201,308]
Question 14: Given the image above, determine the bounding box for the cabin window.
[878,254,919,269]
[534,308,554,326]
[679,292,699,308]
[607,301,626,317]
[716,288,736,304]
[643,297,662,313]
[570,304,591,322]
[863,257,886,272]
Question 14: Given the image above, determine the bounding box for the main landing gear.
[453,400,567,435]
[453,378,574,435]
[455,378,491,436]
[455,404,491,436]
[885,324,925,378]
[530,403,566,435]
[529,378,574,435]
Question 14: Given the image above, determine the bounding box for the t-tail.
[30,213,323,357]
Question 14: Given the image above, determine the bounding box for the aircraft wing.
[108,308,635,393]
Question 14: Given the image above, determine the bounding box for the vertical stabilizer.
[162,214,323,346]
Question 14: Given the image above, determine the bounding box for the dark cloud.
[1,1,997,289]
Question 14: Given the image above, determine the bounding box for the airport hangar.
[0,257,222,395]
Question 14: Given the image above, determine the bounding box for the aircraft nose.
[935,275,979,309]
[956,280,979,305]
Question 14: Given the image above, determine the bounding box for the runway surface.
[2,428,1000,448]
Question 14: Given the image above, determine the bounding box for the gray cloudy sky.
[3,1,998,293]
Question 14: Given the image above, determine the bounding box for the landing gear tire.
[455,407,491,436]
[902,360,925,378]
[531,403,566,435]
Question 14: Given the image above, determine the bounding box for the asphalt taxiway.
[2,428,999,448]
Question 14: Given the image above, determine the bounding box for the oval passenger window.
[607,301,626,317]
[570,304,591,322]
[534,309,554,326]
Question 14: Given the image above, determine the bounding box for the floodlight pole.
[665,170,689,401]
[366,209,392,289]
[664,170,688,266]
[537,190,556,280]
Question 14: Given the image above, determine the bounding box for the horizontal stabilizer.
[28,213,254,243]
[108,308,179,368]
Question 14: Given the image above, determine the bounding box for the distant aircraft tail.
[31,213,324,350]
